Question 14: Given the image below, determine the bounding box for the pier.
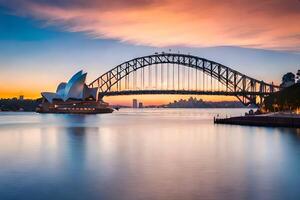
[214,114,300,128]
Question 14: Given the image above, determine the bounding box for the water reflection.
[62,115,89,172]
[1,109,300,200]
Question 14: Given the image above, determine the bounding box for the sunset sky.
[0,0,300,105]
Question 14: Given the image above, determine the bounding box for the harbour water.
[1,109,300,200]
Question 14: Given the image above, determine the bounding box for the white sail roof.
[41,70,97,102]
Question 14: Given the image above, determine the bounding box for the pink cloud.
[5,0,300,51]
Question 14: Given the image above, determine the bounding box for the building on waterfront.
[37,70,113,114]
[133,99,138,108]
[139,102,143,108]
[41,70,98,103]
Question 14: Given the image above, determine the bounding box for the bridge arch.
[89,53,280,105]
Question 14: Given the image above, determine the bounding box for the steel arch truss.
[89,53,280,106]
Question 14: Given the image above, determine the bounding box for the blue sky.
[0,2,300,101]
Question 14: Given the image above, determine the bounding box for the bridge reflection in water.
[89,53,280,106]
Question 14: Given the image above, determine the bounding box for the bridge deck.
[102,90,273,96]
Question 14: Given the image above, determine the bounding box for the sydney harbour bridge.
[89,53,280,106]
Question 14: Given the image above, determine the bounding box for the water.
[1,108,300,200]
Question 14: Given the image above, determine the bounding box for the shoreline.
[214,113,300,128]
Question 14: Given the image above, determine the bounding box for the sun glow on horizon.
[105,95,236,106]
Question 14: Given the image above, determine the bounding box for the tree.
[281,72,295,88]
[282,72,295,83]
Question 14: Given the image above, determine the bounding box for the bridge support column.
[258,95,265,107]
[98,93,104,102]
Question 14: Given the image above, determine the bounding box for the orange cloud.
[6,0,300,51]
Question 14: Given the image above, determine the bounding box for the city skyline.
[1,0,300,105]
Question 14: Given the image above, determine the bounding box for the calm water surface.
[1,108,300,200]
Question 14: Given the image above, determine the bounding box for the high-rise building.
[133,99,138,108]
[139,102,143,108]
[19,95,24,101]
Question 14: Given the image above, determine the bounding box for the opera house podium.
[36,70,113,114]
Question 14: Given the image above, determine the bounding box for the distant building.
[166,97,244,108]
[139,102,143,108]
[133,99,138,108]
[19,95,24,101]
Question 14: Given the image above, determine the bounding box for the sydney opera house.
[36,70,113,114]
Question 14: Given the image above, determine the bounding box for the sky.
[0,0,300,105]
